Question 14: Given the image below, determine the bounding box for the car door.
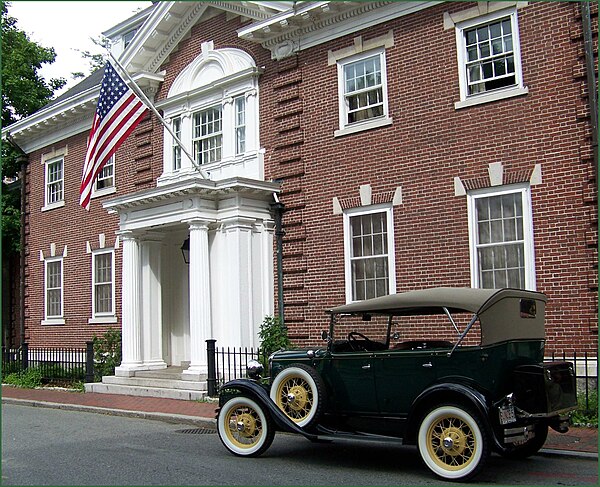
[321,350,379,415]
[373,349,438,415]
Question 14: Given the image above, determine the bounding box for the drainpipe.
[581,1,598,182]
[6,133,28,347]
[270,193,285,327]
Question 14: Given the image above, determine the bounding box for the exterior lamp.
[181,237,190,264]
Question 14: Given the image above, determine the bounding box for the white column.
[183,220,212,380]
[115,231,143,376]
[140,234,167,369]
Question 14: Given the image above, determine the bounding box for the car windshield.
[330,309,481,352]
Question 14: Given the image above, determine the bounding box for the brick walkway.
[2,385,597,454]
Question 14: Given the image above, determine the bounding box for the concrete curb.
[2,397,217,428]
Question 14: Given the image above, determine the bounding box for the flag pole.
[107,51,209,179]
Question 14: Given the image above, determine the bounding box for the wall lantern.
[181,237,190,264]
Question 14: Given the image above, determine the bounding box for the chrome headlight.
[246,359,264,380]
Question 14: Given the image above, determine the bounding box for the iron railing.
[1,342,95,384]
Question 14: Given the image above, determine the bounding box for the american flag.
[79,61,148,210]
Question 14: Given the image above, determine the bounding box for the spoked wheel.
[217,396,274,457]
[418,404,490,481]
[269,363,325,429]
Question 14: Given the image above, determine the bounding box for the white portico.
[104,176,278,380]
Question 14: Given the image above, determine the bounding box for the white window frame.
[234,96,246,155]
[43,257,64,325]
[335,48,392,137]
[92,155,116,199]
[172,116,182,170]
[343,204,396,303]
[193,105,223,165]
[89,249,117,324]
[455,7,528,109]
[43,156,65,211]
[467,184,536,290]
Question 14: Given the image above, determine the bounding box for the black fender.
[218,379,319,441]
[404,381,498,446]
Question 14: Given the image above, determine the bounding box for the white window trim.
[42,257,65,325]
[91,156,116,200]
[335,47,392,138]
[454,7,527,110]
[42,156,65,211]
[343,204,397,303]
[467,183,536,290]
[89,249,116,322]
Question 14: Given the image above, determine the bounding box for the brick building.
[3,1,597,391]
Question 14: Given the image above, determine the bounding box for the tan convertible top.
[328,287,547,316]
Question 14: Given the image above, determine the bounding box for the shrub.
[570,390,598,427]
[3,368,42,388]
[258,316,291,368]
[92,328,122,381]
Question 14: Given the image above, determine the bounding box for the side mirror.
[321,330,329,341]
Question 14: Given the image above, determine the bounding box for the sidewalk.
[2,385,597,458]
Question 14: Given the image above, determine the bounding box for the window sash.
[343,54,385,125]
[45,260,62,318]
[95,157,114,190]
[172,117,182,170]
[469,187,534,290]
[347,210,392,301]
[235,96,246,155]
[93,252,114,316]
[46,159,63,204]
[193,107,222,164]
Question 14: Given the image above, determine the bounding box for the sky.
[7,1,152,96]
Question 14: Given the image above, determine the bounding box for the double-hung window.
[45,157,64,207]
[455,8,526,108]
[45,258,63,322]
[95,156,114,191]
[172,117,182,170]
[193,106,222,165]
[344,206,396,302]
[468,185,535,290]
[235,96,246,155]
[92,250,114,319]
[336,48,391,136]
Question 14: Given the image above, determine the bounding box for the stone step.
[84,382,208,401]
[101,375,207,391]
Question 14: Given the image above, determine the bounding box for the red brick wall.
[23,3,597,356]
[266,1,598,353]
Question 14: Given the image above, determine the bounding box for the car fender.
[218,379,319,441]
[404,381,494,445]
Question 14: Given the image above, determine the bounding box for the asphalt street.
[2,404,598,486]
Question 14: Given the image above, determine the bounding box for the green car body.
[217,288,577,482]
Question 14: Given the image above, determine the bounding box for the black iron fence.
[206,339,266,396]
[1,342,95,384]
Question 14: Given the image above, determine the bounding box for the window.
[468,186,535,290]
[95,156,114,191]
[45,157,64,206]
[172,117,182,170]
[122,28,137,49]
[45,258,63,321]
[235,96,246,155]
[455,8,527,108]
[193,106,222,165]
[344,206,396,302]
[92,251,114,318]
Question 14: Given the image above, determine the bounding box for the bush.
[92,328,122,381]
[3,368,42,388]
[258,316,291,368]
[570,390,598,427]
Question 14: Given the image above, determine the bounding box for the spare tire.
[269,363,325,429]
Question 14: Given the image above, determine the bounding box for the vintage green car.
[216,288,577,481]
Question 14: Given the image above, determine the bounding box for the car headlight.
[246,359,264,380]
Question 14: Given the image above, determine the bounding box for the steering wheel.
[348,331,371,351]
